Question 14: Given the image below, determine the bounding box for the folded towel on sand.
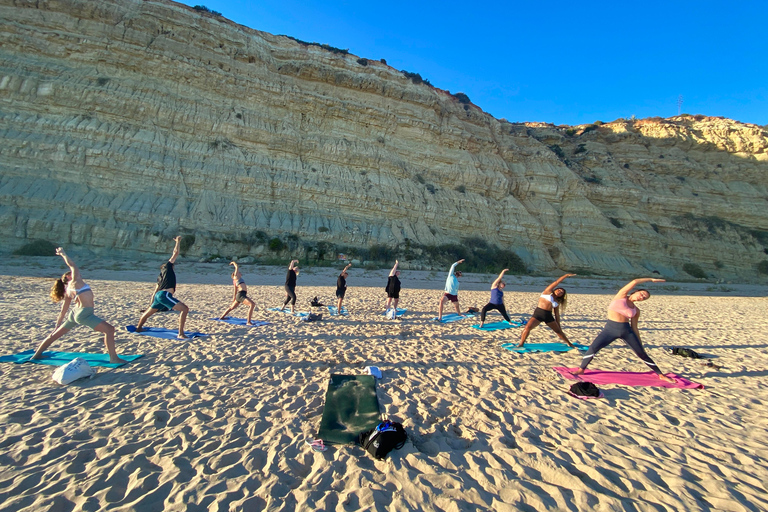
[317,374,381,444]
[0,349,143,368]
[553,367,704,389]
[382,308,407,317]
[502,342,588,353]
[471,320,524,331]
[211,317,270,327]
[327,306,348,316]
[125,325,208,339]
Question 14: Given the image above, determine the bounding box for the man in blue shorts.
[136,236,190,338]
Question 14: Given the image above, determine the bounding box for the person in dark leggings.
[385,260,401,312]
[336,263,352,314]
[479,268,512,327]
[518,274,575,347]
[279,259,299,314]
[573,278,675,383]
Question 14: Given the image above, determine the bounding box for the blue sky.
[177,0,767,127]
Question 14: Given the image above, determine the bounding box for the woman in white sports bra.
[218,261,257,324]
[573,277,675,383]
[32,248,125,364]
[518,273,576,348]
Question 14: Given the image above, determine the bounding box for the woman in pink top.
[573,278,675,382]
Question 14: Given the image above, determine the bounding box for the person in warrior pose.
[136,236,190,338]
[33,247,126,364]
[518,274,575,348]
[385,260,401,312]
[479,268,513,327]
[335,263,353,314]
[437,259,465,322]
[279,259,300,314]
[572,278,675,383]
[219,261,257,324]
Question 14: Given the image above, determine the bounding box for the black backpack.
[302,312,323,322]
[670,347,702,359]
[358,420,407,460]
[309,297,325,307]
[570,382,600,397]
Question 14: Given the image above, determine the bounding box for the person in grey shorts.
[32,247,126,364]
[136,236,190,338]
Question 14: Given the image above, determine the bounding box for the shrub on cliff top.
[13,240,57,256]
[193,5,222,16]
[453,92,471,104]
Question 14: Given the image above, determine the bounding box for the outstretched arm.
[616,278,665,298]
[342,263,352,273]
[543,273,576,294]
[169,236,182,264]
[492,269,508,289]
[55,247,81,282]
[448,259,465,276]
[389,260,399,277]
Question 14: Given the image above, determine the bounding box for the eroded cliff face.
[0,0,766,279]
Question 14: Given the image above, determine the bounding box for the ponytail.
[50,278,66,302]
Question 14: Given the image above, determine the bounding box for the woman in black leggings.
[279,259,299,314]
[479,269,512,327]
[573,278,675,383]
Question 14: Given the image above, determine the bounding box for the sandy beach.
[0,257,767,511]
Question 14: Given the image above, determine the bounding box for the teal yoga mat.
[502,342,588,353]
[317,374,381,444]
[0,350,143,368]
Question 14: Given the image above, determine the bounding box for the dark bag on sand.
[570,382,600,397]
[358,420,407,460]
[309,297,325,307]
[466,307,480,314]
[302,312,322,322]
[670,347,702,359]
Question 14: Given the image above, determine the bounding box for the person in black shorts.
[385,260,401,312]
[279,259,299,314]
[136,236,190,338]
[518,273,575,348]
[335,263,352,315]
[219,261,257,324]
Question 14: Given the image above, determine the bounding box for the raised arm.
[448,259,465,276]
[543,273,576,294]
[389,260,399,277]
[169,236,182,264]
[492,269,508,289]
[616,278,665,299]
[55,247,81,282]
[288,259,298,270]
[342,263,352,273]
[230,261,240,273]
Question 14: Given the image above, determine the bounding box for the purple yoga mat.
[553,367,704,389]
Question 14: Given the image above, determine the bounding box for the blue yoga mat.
[472,320,525,331]
[501,342,588,353]
[125,325,208,339]
[268,307,308,317]
[327,306,348,316]
[0,349,143,368]
[432,313,475,323]
[211,317,271,327]
[382,308,407,317]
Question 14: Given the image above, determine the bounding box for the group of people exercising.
[33,239,675,382]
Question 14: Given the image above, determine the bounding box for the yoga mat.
[268,307,308,317]
[327,306,348,316]
[317,374,381,444]
[502,342,588,353]
[0,350,143,368]
[125,326,208,339]
[553,367,704,389]
[382,308,407,317]
[211,317,270,327]
[432,313,474,323]
[471,320,524,331]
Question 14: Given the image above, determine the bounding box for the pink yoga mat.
[553,367,704,389]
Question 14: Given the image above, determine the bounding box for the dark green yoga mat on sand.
[317,374,381,444]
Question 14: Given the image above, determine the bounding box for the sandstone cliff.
[0,0,766,280]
